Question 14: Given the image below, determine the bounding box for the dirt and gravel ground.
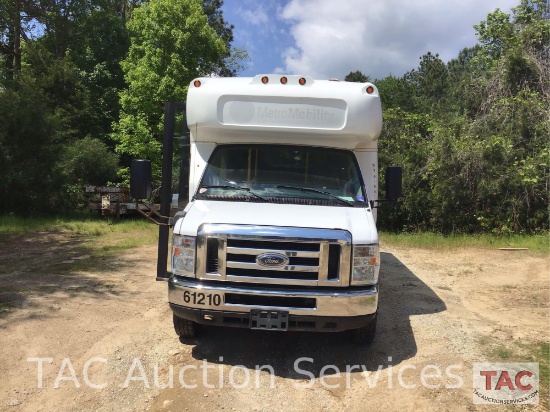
[0,232,548,411]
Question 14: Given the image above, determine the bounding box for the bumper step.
[170,303,376,332]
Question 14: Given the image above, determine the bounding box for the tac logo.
[473,363,539,405]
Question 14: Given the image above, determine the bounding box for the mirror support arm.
[134,200,172,226]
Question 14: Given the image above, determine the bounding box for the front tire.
[173,314,201,338]
[350,313,377,345]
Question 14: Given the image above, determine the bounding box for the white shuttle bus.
[131,74,401,344]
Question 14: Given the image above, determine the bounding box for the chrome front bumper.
[168,276,378,317]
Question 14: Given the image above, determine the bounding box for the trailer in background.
[85,186,159,217]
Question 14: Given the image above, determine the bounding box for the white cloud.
[279,0,519,80]
[241,4,269,26]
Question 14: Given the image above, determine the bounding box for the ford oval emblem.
[256,252,289,268]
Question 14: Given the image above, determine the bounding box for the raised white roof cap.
[186,74,382,150]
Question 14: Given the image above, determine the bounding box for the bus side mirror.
[130,159,152,200]
[385,166,402,201]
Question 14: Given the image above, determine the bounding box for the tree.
[446,45,483,117]
[0,0,41,80]
[69,7,130,141]
[0,74,59,214]
[405,52,449,113]
[474,8,515,62]
[112,0,227,178]
[0,1,133,213]
[375,75,415,111]
[344,70,370,83]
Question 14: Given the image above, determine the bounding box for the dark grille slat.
[227,239,320,251]
[289,257,319,266]
[227,253,256,263]
[206,238,219,273]
[327,244,341,280]
[226,268,317,280]
[225,294,316,309]
[227,253,319,266]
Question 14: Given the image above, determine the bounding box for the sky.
[221,0,519,80]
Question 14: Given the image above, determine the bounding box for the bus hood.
[174,200,378,244]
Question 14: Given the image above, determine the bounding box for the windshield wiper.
[275,185,353,206]
[200,185,267,201]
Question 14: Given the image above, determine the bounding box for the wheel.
[173,314,201,338]
[350,313,377,345]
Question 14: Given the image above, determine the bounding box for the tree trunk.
[14,0,21,75]
[3,0,21,80]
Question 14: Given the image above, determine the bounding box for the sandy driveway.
[1,233,548,411]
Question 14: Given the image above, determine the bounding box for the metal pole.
[157,102,186,281]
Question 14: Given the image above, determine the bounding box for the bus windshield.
[197,144,367,206]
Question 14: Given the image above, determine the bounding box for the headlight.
[172,235,196,277]
[351,244,380,285]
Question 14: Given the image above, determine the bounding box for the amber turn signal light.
[193,80,201,87]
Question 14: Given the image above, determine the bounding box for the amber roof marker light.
[299,77,307,86]
[280,76,288,84]
[261,76,269,84]
[366,85,374,94]
[193,80,201,87]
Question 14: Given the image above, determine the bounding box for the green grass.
[380,232,549,253]
[0,215,159,275]
[0,214,98,235]
[0,213,92,234]
[0,214,157,238]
